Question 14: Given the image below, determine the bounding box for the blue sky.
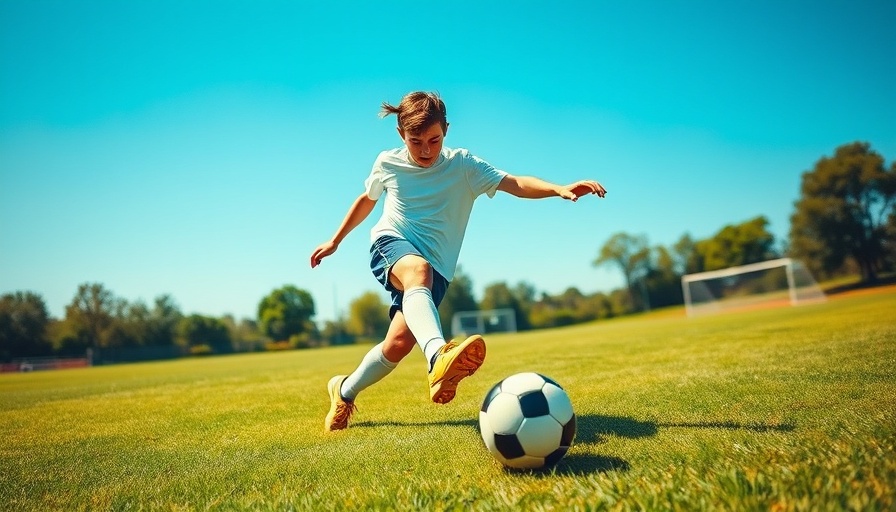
[1,0,894,323]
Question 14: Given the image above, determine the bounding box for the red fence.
[0,358,90,373]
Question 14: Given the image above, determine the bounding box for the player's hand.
[560,180,606,201]
[310,241,338,268]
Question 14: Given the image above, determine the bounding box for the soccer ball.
[478,372,576,469]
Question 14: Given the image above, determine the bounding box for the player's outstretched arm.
[310,192,377,268]
[497,175,606,201]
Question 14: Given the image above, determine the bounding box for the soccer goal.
[681,258,826,317]
[451,308,517,338]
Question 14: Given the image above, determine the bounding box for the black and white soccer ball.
[479,372,576,469]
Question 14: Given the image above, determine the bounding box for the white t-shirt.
[364,146,507,281]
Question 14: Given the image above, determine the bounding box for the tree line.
[2,142,894,364]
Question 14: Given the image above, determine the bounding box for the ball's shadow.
[352,414,795,476]
[576,414,658,444]
[549,414,652,475]
[511,453,631,476]
[542,414,796,475]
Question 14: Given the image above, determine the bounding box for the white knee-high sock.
[402,286,446,368]
[340,341,398,401]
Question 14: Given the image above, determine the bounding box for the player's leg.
[427,333,486,404]
[389,254,447,368]
[325,339,400,432]
[389,254,486,404]
[324,374,356,432]
[340,312,415,400]
[325,308,416,432]
[380,310,417,361]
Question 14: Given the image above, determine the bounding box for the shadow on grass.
[352,416,795,433]
[577,414,796,445]
[501,453,631,477]
[824,273,896,295]
[657,421,796,433]
[558,414,795,475]
[553,453,631,475]
[352,414,794,476]
[351,418,477,428]
[576,414,657,445]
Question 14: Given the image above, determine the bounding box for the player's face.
[399,123,446,168]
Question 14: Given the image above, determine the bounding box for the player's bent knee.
[394,334,416,354]
[390,255,433,289]
[383,335,415,361]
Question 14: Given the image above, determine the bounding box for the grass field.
[2,287,894,511]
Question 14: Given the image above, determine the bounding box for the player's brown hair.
[380,91,448,135]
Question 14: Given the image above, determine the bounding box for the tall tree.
[886,208,896,267]
[643,246,684,308]
[790,142,896,282]
[0,292,52,361]
[594,233,651,311]
[257,285,316,341]
[147,295,182,346]
[480,282,526,332]
[673,233,700,274]
[221,315,262,351]
[321,318,354,346]
[511,281,536,331]
[481,280,521,309]
[347,291,390,339]
[528,287,597,328]
[106,299,149,348]
[437,266,478,337]
[177,314,232,353]
[65,283,116,349]
[695,216,777,272]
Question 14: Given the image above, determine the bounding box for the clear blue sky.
[1,0,894,323]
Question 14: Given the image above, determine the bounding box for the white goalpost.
[681,258,826,317]
[451,308,517,338]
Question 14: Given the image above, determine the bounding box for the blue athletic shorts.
[370,235,449,319]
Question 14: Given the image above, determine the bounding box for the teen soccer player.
[311,91,606,431]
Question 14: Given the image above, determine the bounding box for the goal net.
[681,258,826,317]
[451,308,518,338]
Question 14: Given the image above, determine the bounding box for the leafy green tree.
[257,285,316,341]
[511,281,536,331]
[673,234,700,274]
[695,216,777,272]
[437,266,478,337]
[561,287,595,322]
[106,299,149,348]
[177,314,232,354]
[221,315,263,352]
[529,303,577,329]
[886,209,896,268]
[585,292,615,320]
[790,142,896,282]
[643,246,683,308]
[527,287,594,328]
[527,286,624,329]
[347,291,390,339]
[0,292,52,361]
[147,295,182,346]
[64,283,116,349]
[321,318,354,346]
[480,281,526,330]
[594,233,651,311]
[607,288,634,316]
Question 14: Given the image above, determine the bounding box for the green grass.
[2,289,895,511]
